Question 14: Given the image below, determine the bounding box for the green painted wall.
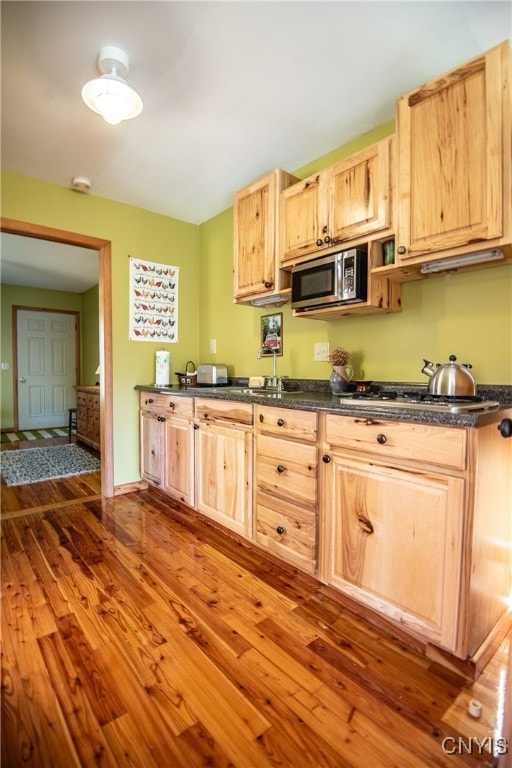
[1,284,82,427]
[81,284,99,385]
[1,171,199,485]
[199,122,512,385]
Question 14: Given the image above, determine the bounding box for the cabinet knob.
[324,236,331,244]
[498,418,512,438]
[376,433,387,444]
[322,454,331,463]
[276,464,287,474]
[276,526,286,535]
[264,281,273,289]
[168,401,175,409]
[277,418,285,427]
[158,415,166,422]
[316,239,323,247]
[193,423,199,430]
[148,398,154,404]
[397,246,406,255]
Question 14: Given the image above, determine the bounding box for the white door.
[17,310,77,430]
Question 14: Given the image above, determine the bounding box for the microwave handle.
[334,254,343,297]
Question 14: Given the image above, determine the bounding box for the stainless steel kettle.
[421,355,476,397]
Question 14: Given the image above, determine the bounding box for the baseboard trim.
[114,480,148,496]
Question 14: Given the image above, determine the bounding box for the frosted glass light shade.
[82,73,143,125]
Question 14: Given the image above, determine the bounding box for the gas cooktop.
[336,391,500,414]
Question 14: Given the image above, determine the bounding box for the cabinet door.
[195,421,253,538]
[163,416,195,507]
[233,169,296,302]
[140,410,164,486]
[322,454,464,650]
[279,171,329,264]
[329,137,393,243]
[396,42,508,260]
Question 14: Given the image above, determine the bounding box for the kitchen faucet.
[257,345,280,390]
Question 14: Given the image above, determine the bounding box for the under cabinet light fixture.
[420,249,504,274]
[82,46,143,125]
[250,294,289,307]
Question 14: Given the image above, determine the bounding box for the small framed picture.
[260,312,283,356]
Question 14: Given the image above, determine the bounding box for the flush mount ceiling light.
[81,46,143,125]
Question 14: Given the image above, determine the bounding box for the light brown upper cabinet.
[395,41,511,266]
[280,136,394,267]
[233,169,298,304]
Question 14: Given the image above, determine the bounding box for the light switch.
[209,339,217,354]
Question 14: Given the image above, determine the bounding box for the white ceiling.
[2,0,511,230]
[0,233,99,292]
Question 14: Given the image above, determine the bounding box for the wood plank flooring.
[1,483,510,767]
[1,437,102,519]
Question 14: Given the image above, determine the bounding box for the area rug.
[1,444,100,486]
[1,427,73,443]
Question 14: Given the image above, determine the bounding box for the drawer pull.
[277,418,285,427]
[147,398,154,404]
[276,526,286,535]
[498,418,512,438]
[322,454,331,463]
[157,415,166,422]
[376,433,387,444]
[168,401,175,410]
[276,464,287,474]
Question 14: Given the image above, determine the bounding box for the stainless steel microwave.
[291,248,368,311]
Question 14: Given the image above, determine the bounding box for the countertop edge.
[135,384,511,428]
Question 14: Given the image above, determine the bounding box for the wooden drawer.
[77,392,87,407]
[195,398,253,426]
[86,393,99,409]
[324,414,466,470]
[257,433,317,508]
[77,405,87,421]
[255,491,316,573]
[139,391,194,418]
[256,405,317,442]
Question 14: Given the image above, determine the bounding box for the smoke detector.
[70,176,91,193]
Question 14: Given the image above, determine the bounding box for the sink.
[256,391,303,398]
[199,387,303,398]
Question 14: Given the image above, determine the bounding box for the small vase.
[329,366,352,393]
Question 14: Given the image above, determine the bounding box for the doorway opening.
[1,217,113,498]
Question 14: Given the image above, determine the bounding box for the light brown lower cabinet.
[194,398,253,538]
[255,405,318,574]
[139,392,195,507]
[319,411,512,665]
[138,389,511,671]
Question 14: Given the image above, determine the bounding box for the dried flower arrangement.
[329,346,352,367]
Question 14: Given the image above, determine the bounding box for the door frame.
[1,217,114,498]
[13,306,81,430]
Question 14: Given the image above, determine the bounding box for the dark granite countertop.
[135,380,512,428]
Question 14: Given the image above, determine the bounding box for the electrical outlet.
[314,342,330,362]
[1,362,10,371]
[209,339,217,354]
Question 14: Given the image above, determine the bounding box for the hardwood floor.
[1,437,101,519]
[1,484,510,767]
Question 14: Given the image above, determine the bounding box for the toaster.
[196,364,228,386]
